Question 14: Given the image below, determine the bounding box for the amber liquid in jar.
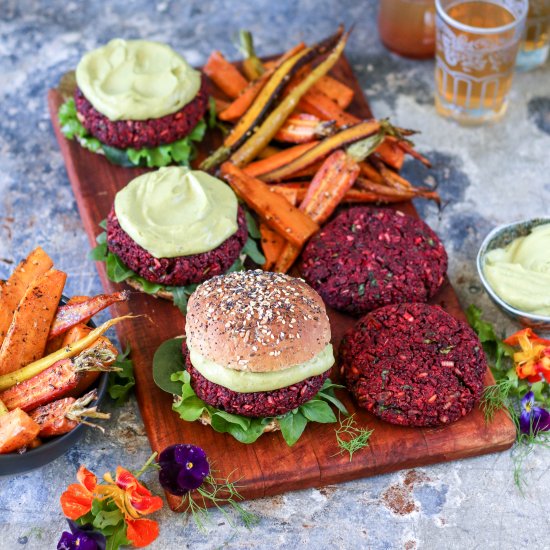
[378,0,436,58]
[435,1,517,123]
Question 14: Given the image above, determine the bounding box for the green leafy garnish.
[89,211,262,314]
[466,304,515,370]
[333,413,374,461]
[152,337,186,395]
[479,378,514,423]
[107,346,135,405]
[58,97,207,168]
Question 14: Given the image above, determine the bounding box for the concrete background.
[1,1,549,548]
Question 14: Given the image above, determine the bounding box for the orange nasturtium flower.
[504,328,550,383]
[60,465,163,548]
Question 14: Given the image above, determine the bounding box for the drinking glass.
[516,0,550,70]
[435,0,528,125]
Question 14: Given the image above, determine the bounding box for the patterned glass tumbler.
[435,0,528,125]
[516,0,550,70]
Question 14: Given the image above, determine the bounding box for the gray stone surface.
[1,1,549,548]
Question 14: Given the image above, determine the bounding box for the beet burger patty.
[75,79,208,150]
[299,207,448,315]
[104,166,248,299]
[340,302,486,427]
[184,270,335,421]
[107,204,247,287]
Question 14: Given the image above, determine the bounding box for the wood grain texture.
[48,54,516,511]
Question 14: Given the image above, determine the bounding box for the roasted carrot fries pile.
[0,247,130,454]
[202,27,438,273]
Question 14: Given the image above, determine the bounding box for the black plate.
[0,296,109,475]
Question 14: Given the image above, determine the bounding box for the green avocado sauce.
[114,166,239,258]
[76,38,201,121]
[188,343,335,393]
[484,223,550,316]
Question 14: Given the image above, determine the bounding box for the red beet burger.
[340,302,486,427]
[61,39,209,167]
[299,207,448,316]
[99,166,252,307]
[184,270,335,420]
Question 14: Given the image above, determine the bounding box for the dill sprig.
[178,468,259,532]
[480,378,514,422]
[333,414,374,461]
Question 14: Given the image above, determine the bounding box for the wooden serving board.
[48,55,515,510]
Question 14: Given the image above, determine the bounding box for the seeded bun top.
[185,270,331,373]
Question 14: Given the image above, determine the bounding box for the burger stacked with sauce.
[61,39,209,167]
[183,270,335,429]
[102,166,248,305]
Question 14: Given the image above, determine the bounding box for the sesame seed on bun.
[185,270,331,373]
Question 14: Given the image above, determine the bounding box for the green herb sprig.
[179,469,259,532]
[333,413,374,461]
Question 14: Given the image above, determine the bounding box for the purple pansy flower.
[158,444,210,496]
[57,520,106,550]
[520,392,550,435]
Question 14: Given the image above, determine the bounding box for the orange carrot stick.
[374,138,406,171]
[219,43,307,122]
[48,291,129,340]
[274,113,336,144]
[313,75,354,109]
[298,87,359,126]
[244,142,319,177]
[221,162,319,247]
[203,51,248,99]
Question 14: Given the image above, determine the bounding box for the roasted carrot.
[0,315,132,391]
[274,114,336,143]
[48,290,129,340]
[231,32,350,167]
[29,390,110,438]
[374,138,406,171]
[45,295,90,354]
[355,178,440,203]
[221,162,319,247]
[203,51,248,99]
[298,87,359,126]
[61,325,118,397]
[0,247,53,346]
[0,268,67,376]
[260,120,380,182]
[303,150,360,224]
[371,157,413,190]
[244,142,319,177]
[313,75,354,109]
[0,405,40,454]
[218,42,307,122]
[0,341,117,412]
[397,140,432,167]
[256,185,297,268]
[359,161,385,183]
[256,145,282,159]
[202,46,315,170]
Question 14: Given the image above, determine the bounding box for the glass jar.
[378,0,436,58]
